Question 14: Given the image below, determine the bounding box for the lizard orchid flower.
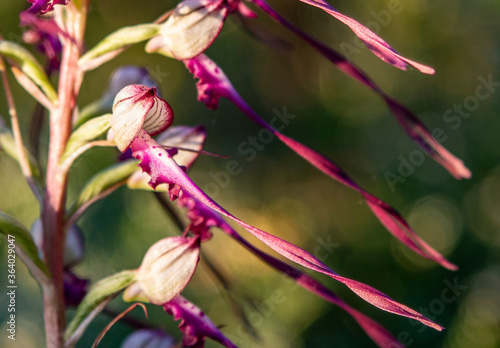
[184,54,458,270]
[175,189,407,347]
[122,123,405,347]
[145,0,471,179]
[104,66,160,102]
[109,85,443,333]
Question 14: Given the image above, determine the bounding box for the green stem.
[42,2,89,347]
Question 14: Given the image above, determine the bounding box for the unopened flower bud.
[110,84,174,152]
[136,236,200,305]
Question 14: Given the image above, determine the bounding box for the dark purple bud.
[121,329,175,348]
[64,271,89,307]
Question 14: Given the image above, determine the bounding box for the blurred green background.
[1,0,499,347]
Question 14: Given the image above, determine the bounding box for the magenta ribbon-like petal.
[251,0,470,179]
[274,0,434,74]
[163,295,238,348]
[176,189,404,347]
[128,129,443,331]
[242,0,471,180]
[184,54,457,271]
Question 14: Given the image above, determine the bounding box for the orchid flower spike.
[110,84,174,151]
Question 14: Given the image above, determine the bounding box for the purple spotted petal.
[184,54,457,270]
[163,295,237,348]
[128,126,207,191]
[128,130,443,330]
[231,0,471,180]
[176,190,403,347]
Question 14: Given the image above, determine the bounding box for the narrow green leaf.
[60,114,112,163]
[0,125,44,187]
[79,24,161,67]
[0,125,17,160]
[0,212,50,277]
[0,40,58,103]
[70,160,139,214]
[65,270,137,339]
